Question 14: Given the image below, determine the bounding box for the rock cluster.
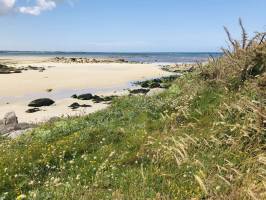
[135,75,180,89]
[161,63,195,73]
[130,75,181,96]
[72,93,117,103]
[0,64,46,74]
[129,88,150,95]
[0,64,21,74]
[51,57,131,64]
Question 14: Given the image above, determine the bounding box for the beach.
[0,56,173,123]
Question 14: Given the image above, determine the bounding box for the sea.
[0,51,222,63]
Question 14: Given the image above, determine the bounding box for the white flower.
[29,180,34,185]
[69,160,75,164]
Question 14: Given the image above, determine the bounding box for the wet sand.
[0,57,173,123]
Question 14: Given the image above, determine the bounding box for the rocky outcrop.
[0,112,34,137]
[0,64,22,74]
[0,64,46,74]
[129,88,150,95]
[51,57,133,64]
[72,93,117,103]
[161,63,195,73]
[2,112,18,132]
[4,111,18,125]
[69,103,91,110]
[135,75,180,90]
[23,65,46,72]
[28,98,55,107]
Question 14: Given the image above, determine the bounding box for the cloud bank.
[0,0,65,16]
[19,0,57,15]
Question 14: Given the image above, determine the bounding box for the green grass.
[0,71,265,199]
[0,27,265,199]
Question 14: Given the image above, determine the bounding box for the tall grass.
[0,21,265,199]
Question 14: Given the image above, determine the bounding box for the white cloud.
[18,0,56,15]
[0,0,16,15]
[0,0,69,16]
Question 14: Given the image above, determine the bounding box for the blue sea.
[0,51,222,63]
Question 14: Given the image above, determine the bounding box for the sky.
[0,0,266,52]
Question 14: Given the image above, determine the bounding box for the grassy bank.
[0,26,265,199]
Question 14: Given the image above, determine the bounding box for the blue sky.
[0,0,266,52]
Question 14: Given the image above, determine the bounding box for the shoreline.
[0,56,176,124]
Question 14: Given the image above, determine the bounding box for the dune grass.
[0,23,265,199]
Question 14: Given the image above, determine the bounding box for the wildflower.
[29,180,34,185]
[69,160,75,164]
[16,194,26,200]
[81,154,88,161]
[53,177,60,184]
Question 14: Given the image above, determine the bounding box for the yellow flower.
[16,194,27,200]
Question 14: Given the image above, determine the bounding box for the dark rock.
[130,88,150,94]
[0,64,22,74]
[28,98,55,107]
[26,65,46,72]
[74,93,117,103]
[140,81,150,88]
[150,82,161,88]
[69,102,91,109]
[77,93,93,100]
[92,95,117,103]
[26,108,41,113]
[138,78,163,89]
[69,102,80,109]
[116,58,128,63]
[103,95,117,101]
[92,95,105,103]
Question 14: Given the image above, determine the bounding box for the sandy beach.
[0,57,173,123]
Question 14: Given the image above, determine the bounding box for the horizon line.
[0,50,223,54]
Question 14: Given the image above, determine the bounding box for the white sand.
[0,57,173,123]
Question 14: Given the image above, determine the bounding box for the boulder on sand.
[0,112,19,133]
[69,102,91,110]
[26,108,41,113]
[4,112,18,127]
[76,93,93,100]
[28,98,55,107]
[0,112,35,137]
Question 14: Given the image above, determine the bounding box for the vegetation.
[0,21,265,199]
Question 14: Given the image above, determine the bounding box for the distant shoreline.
[0,51,222,63]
